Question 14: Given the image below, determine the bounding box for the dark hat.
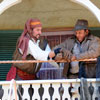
[74,19,88,31]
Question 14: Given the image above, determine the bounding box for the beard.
[36,34,41,39]
[32,34,41,41]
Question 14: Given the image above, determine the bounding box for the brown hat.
[74,19,88,31]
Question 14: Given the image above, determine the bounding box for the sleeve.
[76,38,100,60]
[53,39,68,50]
[45,44,51,51]
[28,40,50,61]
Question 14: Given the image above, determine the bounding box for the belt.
[17,68,36,80]
[69,72,79,75]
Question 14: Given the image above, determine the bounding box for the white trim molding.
[71,0,100,23]
[0,0,22,15]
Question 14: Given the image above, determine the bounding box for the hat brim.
[73,25,88,31]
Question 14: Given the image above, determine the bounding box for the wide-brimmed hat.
[74,19,88,31]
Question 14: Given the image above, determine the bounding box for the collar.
[71,34,92,44]
[31,38,40,45]
[26,33,40,44]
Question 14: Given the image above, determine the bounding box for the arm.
[45,44,51,51]
[28,40,50,61]
[53,40,73,61]
[53,39,68,50]
[28,40,60,61]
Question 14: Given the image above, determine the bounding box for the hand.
[60,48,72,61]
[55,53,63,60]
[49,51,55,58]
[71,55,76,61]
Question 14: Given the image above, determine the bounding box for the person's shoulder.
[29,39,33,43]
[65,35,75,41]
[90,34,100,40]
[88,34,100,44]
[28,39,35,47]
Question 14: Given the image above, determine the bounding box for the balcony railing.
[0,79,100,100]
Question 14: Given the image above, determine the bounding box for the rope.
[0,58,97,64]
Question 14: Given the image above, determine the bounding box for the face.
[32,27,42,40]
[75,29,87,42]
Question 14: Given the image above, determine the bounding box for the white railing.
[0,79,100,100]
